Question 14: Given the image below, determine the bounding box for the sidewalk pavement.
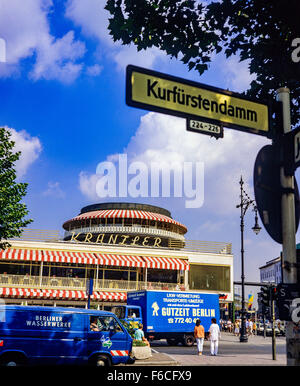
[128,332,287,366]
[128,351,180,366]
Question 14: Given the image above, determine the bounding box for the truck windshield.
[112,306,125,319]
[128,308,140,318]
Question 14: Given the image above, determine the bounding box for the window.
[112,306,125,319]
[128,308,140,318]
[147,269,177,284]
[90,316,123,332]
[189,264,230,292]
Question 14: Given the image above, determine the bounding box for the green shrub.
[120,320,136,338]
[132,339,148,347]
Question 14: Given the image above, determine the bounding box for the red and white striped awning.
[93,253,146,267]
[142,256,189,271]
[0,249,146,268]
[63,209,187,232]
[0,249,188,270]
[0,249,44,262]
[0,288,127,302]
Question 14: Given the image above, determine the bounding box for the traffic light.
[260,285,270,307]
[270,285,278,302]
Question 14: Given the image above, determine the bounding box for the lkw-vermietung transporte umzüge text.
[127,66,270,135]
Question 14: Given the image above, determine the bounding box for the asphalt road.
[151,335,286,356]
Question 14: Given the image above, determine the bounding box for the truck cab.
[111,305,142,330]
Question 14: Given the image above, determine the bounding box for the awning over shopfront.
[142,256,190,271]
[92,253,146,268]
[0,287,127,302]
[0,249,146,267]
[0,248,189,270]
[0,248,44,262]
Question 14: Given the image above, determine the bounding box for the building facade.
[259,256,282,284]
[0,203,233,312]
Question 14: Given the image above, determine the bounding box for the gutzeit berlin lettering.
[126,65,270,136]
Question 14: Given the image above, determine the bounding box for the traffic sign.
[86,278,93,296]
[277,283,300,321]
[126,65,271,137]
[253,144,300,244]
[186,118,223,138]
[283,127,300,175]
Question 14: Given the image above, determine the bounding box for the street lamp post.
[237,176,261,343]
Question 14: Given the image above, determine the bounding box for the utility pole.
[271,296,276,360]
[276,87,300,366]
[237,177,261,343]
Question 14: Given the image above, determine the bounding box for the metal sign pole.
[272,298,276,360]
[276,87,299,366]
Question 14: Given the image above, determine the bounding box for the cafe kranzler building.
[0,203,233,315]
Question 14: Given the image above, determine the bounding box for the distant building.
[259,256,282,284]
[258,256,282,319]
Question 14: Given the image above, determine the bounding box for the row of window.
[0,261,231,292]
[0,261,180,283]
[260,264,281,281]
[67,217,184,234]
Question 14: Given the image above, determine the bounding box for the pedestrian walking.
[234,320,240,337]
[249,320,253,336]
[227,319,232,333]
[246,319,250,335]
[220,319,224,331]
[194,319,205,356]
[208,318,221,356]
[253,321,257,335]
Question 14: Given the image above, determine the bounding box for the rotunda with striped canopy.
[63,202,187,249]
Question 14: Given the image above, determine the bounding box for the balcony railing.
[64,225,185,241]
[0,273,185,292]
[9,229,232,255]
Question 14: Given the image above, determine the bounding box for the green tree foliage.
[0,127,33,249]
[105,0,300,126]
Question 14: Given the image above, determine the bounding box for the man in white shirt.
[209,318,221,356]
[246,319,250,335]
[249,320,253,335]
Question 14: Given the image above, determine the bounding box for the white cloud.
[111,45,168,72]
[79,171,100,201]
[65,0,112,45]
[0,0,86,82]
[219,55,256,93]
[85,63,103,77]
[42,181,65,198]
[30,31,86,83]
[7,127,42,178]
[79,112,270,215]
[65,0,168,71]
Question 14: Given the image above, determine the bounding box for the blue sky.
[0,0,298,305]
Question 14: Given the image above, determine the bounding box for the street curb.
[126,351,180,366]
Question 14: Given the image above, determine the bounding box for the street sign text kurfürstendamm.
[126,65,270,137]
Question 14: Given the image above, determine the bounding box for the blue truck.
[112,290,220,346]
[0,305,134,366]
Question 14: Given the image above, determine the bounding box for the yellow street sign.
[126,65,270,136]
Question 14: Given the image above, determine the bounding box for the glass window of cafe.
[189,264,230,292]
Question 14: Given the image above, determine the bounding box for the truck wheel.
[95,355,112,367]
[183,335,195,347]
[166,338,179,346]
[0,353,26,366]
